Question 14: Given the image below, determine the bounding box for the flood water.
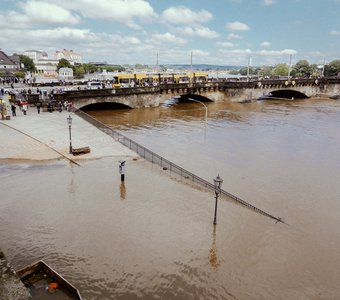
[1,96,340,299]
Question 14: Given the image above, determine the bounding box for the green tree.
[309,64,319,77]
[273,64,289,77]
[14,71,26,79]
[229,69,240,75]
[19,55,36,72]
[291,60,312,78]
[135,63,145,69]
[83,63,98,74]
[98,65,126,72]
[57,58,72,71]
[258,66,274,78]
[239,66,257,76]
[73,65,85,79]
[324,60,340,77]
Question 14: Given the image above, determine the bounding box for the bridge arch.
[266,89,308,99]
[177,93,214,103]
[80,102,132,111]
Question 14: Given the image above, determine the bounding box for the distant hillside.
[164,64,241,71]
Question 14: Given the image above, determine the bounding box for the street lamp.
[213,174,223,225]
[188,98,208,123]
[67,114,73,154]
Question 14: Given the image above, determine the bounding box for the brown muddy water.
[1,97,340,299]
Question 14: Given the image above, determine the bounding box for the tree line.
[15,55,340,79]
[235,60,340,78]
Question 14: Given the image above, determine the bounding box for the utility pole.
[156,52,159,73]
[247,56,251,82]
[190,51,193,82]
[322,57,325,77]
[288,54,292,82]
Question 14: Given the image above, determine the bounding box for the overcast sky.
[1,0,339,66]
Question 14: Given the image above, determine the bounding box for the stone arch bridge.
[54,77,340,109]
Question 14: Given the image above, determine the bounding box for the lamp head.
[67,115,72,126]
[214,174,223,190]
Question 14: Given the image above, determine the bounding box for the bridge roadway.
[54,77,340,109]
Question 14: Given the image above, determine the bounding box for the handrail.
[74,109,285,224]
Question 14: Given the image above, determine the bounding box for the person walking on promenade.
[47,101,52,113]
[67,101,73,112]
[22,101,28,115]
[36,102,41,114]
[11,103,16,116]
[57,101,62,112]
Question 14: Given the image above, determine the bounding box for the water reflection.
[209,225,220,269]
[119,182,126,200]
[68,161,76,195]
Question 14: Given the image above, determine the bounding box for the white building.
[23,50,48,64]
[58,67,73,80]
[54,49,82,65]
[23,49,59,77]
[35,59,59,77]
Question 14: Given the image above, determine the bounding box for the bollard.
[119,160,126,182]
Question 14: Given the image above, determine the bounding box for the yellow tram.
[112,72,208,88]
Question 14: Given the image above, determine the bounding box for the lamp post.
[188,98,208,123]
[119,160,126,182]
[213,174,223,225]
[190,51,193,83]
[247,55,251,82]
[67,114,73,154]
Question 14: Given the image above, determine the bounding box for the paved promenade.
[0,106,136,162]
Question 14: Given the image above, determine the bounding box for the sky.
[0,0,340,67]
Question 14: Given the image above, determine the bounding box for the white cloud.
[230,49,252,54]
[217,42,235,47]
[150,32,187,45]
[226,21,250,31]
[263,0,275,5]
[217,48,299,66]
[194,26,219,38]
[217,48,252,65]
[161,6,213,25]
[191,49,209,57]
[49,0,157,28]
[258,49,297,56]
[261,41,271,47]
[0,26,143,61]
[22,0,80,26]
[330,30,340,36]
[178,26,219,38]
[227,33,242,39]
[0,1,80,29]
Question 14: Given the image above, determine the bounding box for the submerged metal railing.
[75,109,284,224]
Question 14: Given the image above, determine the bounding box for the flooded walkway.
[1,98,340,299]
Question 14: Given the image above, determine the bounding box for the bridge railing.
[75,109,284,224]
